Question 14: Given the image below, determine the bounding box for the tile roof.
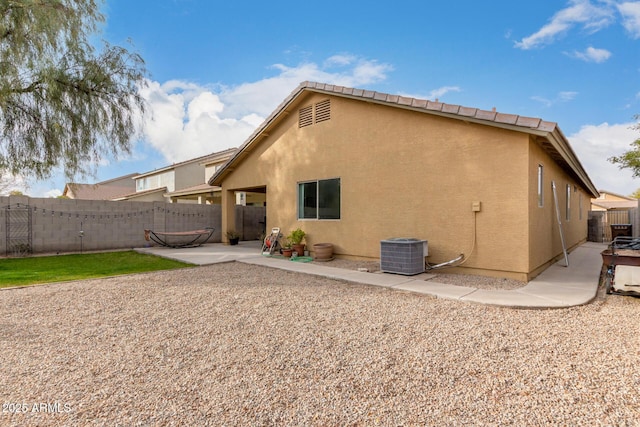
[211,81,598,198]
[164,183,220,198]
[136,148,237,179]
[112,187,167,201]
[64,183,134,200]
[591,200,638,210]
[301,81,557,132]
[596,190,636,201]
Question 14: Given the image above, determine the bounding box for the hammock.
[144,227,215,248]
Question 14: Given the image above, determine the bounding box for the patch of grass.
[0,251,191,288]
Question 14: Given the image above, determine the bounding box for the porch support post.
[222,188,236,243]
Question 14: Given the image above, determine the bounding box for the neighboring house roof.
[200,147,238,166]
[595,189,635,201]
[64,183,132,200]
[209,81,599,198]
[112,186,167,201]
[164,183,221,198]
[63,173,139,200]
[63,148,237,201]
[591,200,638,210]
[136,148,238,179]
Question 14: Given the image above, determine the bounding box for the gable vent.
[299,105,313,128]
[315,99,331,123]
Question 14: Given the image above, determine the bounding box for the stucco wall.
[128,191,166,203]
[527,139,591,276]
[221,93,579,279]
[175,161,206,192]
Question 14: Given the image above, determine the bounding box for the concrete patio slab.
[391,280,477,299]
[460,289,565,308]
[136,240,608,309]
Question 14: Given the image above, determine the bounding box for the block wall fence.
[0,196,265,256]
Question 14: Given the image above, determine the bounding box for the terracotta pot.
[313,243,333,260]
[282,248,293,257]
[292,244,305,257]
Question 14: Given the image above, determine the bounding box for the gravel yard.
[1,262,639,426]
[313,258,526,290]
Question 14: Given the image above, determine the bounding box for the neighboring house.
[163,148,240,204]
[590,190,638,242]
[591,190,637,211]
[68,148,237,203]
[63,173,138,200]
[210,81,599,281]
[116,152,222,203]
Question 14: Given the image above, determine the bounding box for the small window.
[537,165,544,207]
[579,192,583,220]
[566,184,571,221]
[298,178,340,220]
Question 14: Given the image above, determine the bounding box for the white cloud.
[617,1,640,38]
[324,54,356,67]
[427,86,461,100]
[559,91,579,101]
[532,91,579,107]
[567,46,612,62]
[515,0,615,49]
[0,173,29,196]
[139,80,258,162]
[139,56,393,163]
[531,96,554,107]
[568,121,640,195]
[44,189,62,198]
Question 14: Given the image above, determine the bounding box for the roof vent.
[315,99,331,123]
[298,105,313,128]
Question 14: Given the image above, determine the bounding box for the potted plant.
[288,228,306,256]
[226,230,240,245]
[280,238,293,257]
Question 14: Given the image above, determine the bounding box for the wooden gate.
[603,210,634,242]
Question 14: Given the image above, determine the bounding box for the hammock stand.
[144,227,215,248]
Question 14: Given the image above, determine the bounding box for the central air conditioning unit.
[380,238,428,275]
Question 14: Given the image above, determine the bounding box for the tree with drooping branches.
[0,0,147,181]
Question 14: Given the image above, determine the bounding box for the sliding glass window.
[298,178,340,220]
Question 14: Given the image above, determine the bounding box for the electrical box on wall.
[472,201,481,212]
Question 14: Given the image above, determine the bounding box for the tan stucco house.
[63,173,138,200]
[591,190,637,212]
[210,82,599,281]
[65,148,237,203]
[117,149,237,203]
[590,190,638,242]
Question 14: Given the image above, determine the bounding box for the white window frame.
[537,164,544,207]
[566,184,571,221]
[579,192,583,220]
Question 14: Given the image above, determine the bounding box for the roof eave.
[209,84,308,186]
[209,81,600,199]
[546,129,599,198]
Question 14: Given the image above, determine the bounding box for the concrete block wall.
[0,196,225,255]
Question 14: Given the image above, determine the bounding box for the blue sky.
[24,0,640,197]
